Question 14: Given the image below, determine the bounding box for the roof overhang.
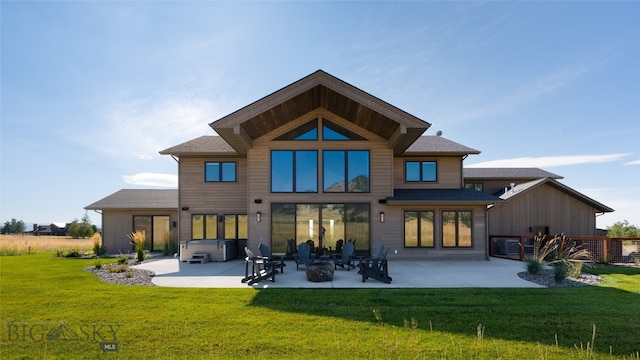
[385,188,502,206]
[210,70,430,155]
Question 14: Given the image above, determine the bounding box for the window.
[405,161,437,182]
[274,119,317,140]
[323,150,369,192]
[442,211,472,247]
[404,211,435,247]
[205,162,236,182]
[322,118,366,141]
[133,215,170,251]
[270,203,370,255]
[223,214,247,240]
[271,150,318,192]
[465,183,484,192]
[191,214,218,240]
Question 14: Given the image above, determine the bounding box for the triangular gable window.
[322,118,366,141]
[274,119,318,141]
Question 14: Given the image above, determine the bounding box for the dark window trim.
[204,161,237,183]
[405,160,438,183]
[270,150,319,193]
[441,210,473,248]
[191,214,218,240]
[403,210,436,248]
[322,149,370,193]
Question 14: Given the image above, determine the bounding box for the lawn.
[0,253,638,359]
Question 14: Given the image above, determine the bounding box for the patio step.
[188,253,209,264]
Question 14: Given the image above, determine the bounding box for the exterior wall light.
[256,211,261,223]
[379,211,385,223]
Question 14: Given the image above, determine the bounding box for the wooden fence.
[489,235,640,263]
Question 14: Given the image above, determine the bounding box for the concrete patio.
[131,256,543,289]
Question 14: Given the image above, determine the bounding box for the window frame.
[191,214,218,240]
[405,160,438,183]
[204,161,237,183]
[441,210,473,248]
[403,210,435,248]
[270,150,318,193]
[322,150,370,193]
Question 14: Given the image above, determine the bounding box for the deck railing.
[489,235,640,264]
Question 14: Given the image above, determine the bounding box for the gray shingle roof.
[85,189,178,210]
[463,167,563,180]
[404,136,480,155]
[159,136,236,156]
[387,188,501,204]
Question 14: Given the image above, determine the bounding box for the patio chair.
[241,247,277,285]
[294,242,311,270]
[333,241,356,271]
[258,243,286,273]
[358,248,392,284]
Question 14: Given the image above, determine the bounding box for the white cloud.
[624,160,640,165]
[77,94,218,161]
[467,154,631,168]
[122,173,178,187]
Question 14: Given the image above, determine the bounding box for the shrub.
[117,254,129,264]
[128,230,147,262]
[526,235,557,274]
[64,248,82,258]
[94,259,102,269]
[92,233,106,256]
[554,262,568,282]
[105,263,128,273]
[551,234,593,279]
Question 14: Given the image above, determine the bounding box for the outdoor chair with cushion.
[333,241,356,271]
[294,242,311,270]
[258,243,286,273]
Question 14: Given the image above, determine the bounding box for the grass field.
[0,240,639,359]
[0,235,94,255]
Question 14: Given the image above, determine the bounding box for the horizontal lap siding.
[247,111,394,251]
[178,157,247,240]
[394,156,462,189]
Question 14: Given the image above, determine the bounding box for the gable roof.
[496,178,613,213]
[210,70,431,155]
[404,136,480,155]
[387,188,501,205]
[160,136,236,156]
[463,167,563,180]
[85,189,178,210]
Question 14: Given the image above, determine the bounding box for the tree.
[2,218,26,234]
[607,220,640,238]
[68,212,95,239]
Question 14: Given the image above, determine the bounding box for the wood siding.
[488,184,598,237]
[178,156,248,241]
[394,156,463,189]
[101,210,178,254]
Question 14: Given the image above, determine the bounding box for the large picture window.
[205,162,236,182]
[442,211,472,247]
[271,150,318,193]
[323,150,369,192]
[405,161,437,182]
[404,211,435,248]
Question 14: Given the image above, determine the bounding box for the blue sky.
[1,1,638,229]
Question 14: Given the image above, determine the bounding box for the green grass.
[1,254,639,359]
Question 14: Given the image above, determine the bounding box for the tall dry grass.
[0,234,93,255]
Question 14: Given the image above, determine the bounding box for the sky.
[1,1,638,230]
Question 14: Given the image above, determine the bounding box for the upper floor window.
[205,162,236,182]
[271,150,318,193]
[323,150,369,192]
[274,117,366,141]
[322,118,366,141]
[465,183,484,192]
[405,161,437,182]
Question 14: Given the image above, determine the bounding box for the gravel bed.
[85,262,157,286]
[517,269,602,287]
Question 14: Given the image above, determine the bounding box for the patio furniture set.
[241,242,392,286]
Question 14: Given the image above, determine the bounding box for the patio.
[131,257,543,289]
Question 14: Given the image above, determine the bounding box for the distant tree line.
[1,213,98,238]
[607,220,640,238]
[1,218,26,234]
